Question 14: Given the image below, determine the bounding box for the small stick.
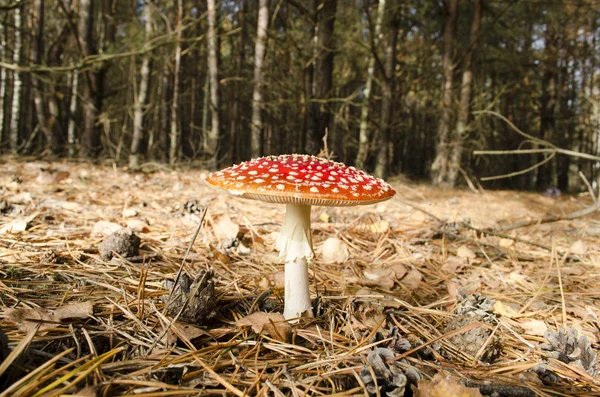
[164,207,207,313]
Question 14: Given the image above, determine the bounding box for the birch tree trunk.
[9,5,23,153]
[230,0,247,163]
[374,0,400,179]
[68,68,79,157]
[129,2,154,169]
[447,0,483,186]
[31,0,57,156]
[0,17,7,147]
[250,0,269,158]
[206,0,221,168]
[356,0,386,170]
[430,0,458,186]
[169,0,183,164]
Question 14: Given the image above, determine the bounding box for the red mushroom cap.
[205,154,396,206]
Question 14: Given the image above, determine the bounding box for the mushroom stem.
[284,257,311,319]
[276,203,314,320]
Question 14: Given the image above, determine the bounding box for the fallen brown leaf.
[415,372,482,397]
[4,302,94,333]
[236,312,292,343]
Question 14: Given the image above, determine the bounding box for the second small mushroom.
[206,154,396,320]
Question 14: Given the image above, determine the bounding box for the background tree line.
[0,0,598,190]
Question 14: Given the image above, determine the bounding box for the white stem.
[284,257,311,319]
[276,203,314,320]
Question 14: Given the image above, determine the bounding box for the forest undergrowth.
[0,158,599,396]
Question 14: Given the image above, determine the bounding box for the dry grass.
[0,157,599,396]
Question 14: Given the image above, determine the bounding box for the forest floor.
[0,157,599,397]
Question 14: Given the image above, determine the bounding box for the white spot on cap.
[310,186,319,193]
[269,168,278,172]
[237,175,246,180]
[254,178,265,184]
[286,176,296,181]
[277,184,285,190]
[248,170,258,175]
[311,176,321,181]
[332,188,339,193]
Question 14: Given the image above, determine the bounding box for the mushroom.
[205,154,396,320]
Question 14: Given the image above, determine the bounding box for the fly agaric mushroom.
[205,154,396,320]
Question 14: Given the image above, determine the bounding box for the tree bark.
[169,0,183,164]
[31,0,58,156]
[78,0,101,158]
[230,0,247,163]
[0,15,7,147]
[430,0,458,186]
[447,0,483,186]
[9,5,22,153]
[374,0,400,179]
[250,0,269,158]
[306,0,337,155]
[129,2,154,169]
[206,0,221,168]
[68,67,79,157]
[356,0,386,170]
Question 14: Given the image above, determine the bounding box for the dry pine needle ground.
[0,158,599,396]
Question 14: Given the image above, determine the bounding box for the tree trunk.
[231,0,247,163]
[374,0,400,179]
[250,0,269,158]
[169,0,183,164]
[129,2,154,169]
[306,0,337,155]
[356,0,386,170]
[68,67,79,157]
[78,0,101,158]
[537,28,558,190]
[206,0,221,168]
[0,15,7,147]
[9,5,23,153]
[447,0,483,186]
[430,0,458,186]
[31,0,57,156]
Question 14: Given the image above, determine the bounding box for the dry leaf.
[499,238,514,248]
[4,302,94,333]
[213,214,239,241]
[363,268,395,289]
[351,307,386,331]
[126,219,150,233]
[569,240,587,255]
[318,211,330,223]
[457,245,476,259]
[321,237,349,263]
[122,208,138,218]
[236,312,292,343]
[170,323,209,342]
[355,220,390,234]
[493,301,519,318]
[209,244,231,264]
[415,372,483,397]
[400,268,423,291]
[0,214,37,234]
[36,169,70,184]
[519,319,547,336]
[91,221,122,236]
[370,220,389,233]
[410,211,427,223]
